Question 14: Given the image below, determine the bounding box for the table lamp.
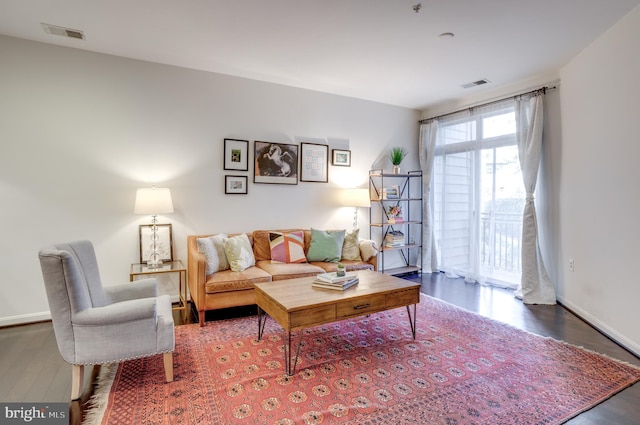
[134,186,174,267]
[340,188,371,229]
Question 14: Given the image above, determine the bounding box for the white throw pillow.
[359,239,379,262]
[196,234,229,275]
[223,233,256,272]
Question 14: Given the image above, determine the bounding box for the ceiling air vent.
[462,78,490,89]
[41,23,85,40]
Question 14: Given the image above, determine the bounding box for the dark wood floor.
[1,272,639,424]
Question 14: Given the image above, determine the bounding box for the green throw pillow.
[306,228,346,263]
[223,233,255,272]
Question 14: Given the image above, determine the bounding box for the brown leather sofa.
[187,229,378,326]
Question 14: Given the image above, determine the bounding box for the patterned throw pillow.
[341,228,362,261]
[269,231,307,264]
[306,228,346,263]
[196,233,229,275]
[223,233,256,272]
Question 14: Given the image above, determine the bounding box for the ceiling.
[1,0,638,110]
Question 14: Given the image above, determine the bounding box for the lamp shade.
[340,188,370,208]
[134,187,174,215]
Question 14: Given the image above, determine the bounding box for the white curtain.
[514,92,556,304]
[419,121,439,273]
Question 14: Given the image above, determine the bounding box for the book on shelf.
[315,272,357,283]
[312,277,359,291]
[385,230,405,247]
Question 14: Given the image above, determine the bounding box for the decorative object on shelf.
[134,187,174,267]
[339,188,371,229]
[331,149,351,166]
[225,175,248,194]
[387,205,402,223]
[254,141,298,185]
[388,147,407,174]
[223,138,249,171]
[300,142,329,183]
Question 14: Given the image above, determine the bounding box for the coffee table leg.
[257,306,267,341]
[406,304,417,339]
[284,330,303,376]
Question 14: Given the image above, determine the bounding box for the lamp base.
[146,259,164,268]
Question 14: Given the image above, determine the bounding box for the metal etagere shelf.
[369,170,423,276]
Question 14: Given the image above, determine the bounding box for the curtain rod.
[419,85,558,124]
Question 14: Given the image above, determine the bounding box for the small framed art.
[225,175,248,194]
[224,138,249,171]
[254,141,299,185]
[332,149,351,167]
[139,223,173,263]
[300,142,328,183]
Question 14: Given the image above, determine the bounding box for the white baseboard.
[557,296,640,358]
[0,311,51,327]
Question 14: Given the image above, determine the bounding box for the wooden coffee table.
[255,270,420,375]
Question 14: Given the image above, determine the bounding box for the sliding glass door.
[432,100,524,287]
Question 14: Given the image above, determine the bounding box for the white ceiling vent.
[41,23,85,40]
[462,78,490,89]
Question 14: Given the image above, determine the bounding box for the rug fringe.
[82,363,118,425]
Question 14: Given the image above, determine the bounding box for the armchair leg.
[163,352,174,382]
[71,364,84,400]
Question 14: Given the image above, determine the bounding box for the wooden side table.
[130,260,187,311]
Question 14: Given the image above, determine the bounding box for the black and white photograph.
[138,223,173,263]
[225,175,248,194]
[254,141,298,185]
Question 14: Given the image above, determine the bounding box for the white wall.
[557,5,640,354]
[0,36,420,325]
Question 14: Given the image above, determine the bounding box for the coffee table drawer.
[386,288,420,309]
[290,305,336,328]
[337,294,386,318]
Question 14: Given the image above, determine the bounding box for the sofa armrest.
[73,298,157,326]
[359,239,379,271]
[187,235,208,313]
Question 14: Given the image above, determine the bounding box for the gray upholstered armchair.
[38,240,175,400]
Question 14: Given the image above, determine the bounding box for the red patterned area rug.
[85,295,640,425]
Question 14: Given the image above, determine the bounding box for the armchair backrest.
[38,240,109,362]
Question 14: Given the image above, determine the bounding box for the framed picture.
[332,149,351,167]
[300,142,328,183]
[139,223,173,263]
[254,141,298,185]
[225,175,248,194]
[224,138,249,171]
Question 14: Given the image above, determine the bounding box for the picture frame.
[331,149,351,167]
[300,142,329,183]
[254,141,299,185]
[225,175,248,194]
[224,138,249,171]
[139,223,173,263]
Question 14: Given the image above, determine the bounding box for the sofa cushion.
[256,260,325,281]
[269,231,307,264]
[341,228,362,261]
[306,228,346,263]
[204,266,271,294]
[223,233,256,272]
[196,233,230,275]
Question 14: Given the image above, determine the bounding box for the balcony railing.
[480,212,522,273]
